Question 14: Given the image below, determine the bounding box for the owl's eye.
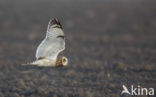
[63,58,66,62]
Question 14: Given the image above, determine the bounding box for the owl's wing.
[36,36,65,60]
[35,18,65,60]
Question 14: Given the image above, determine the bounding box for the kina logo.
[121,85,154,96]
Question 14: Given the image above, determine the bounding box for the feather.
[36,18,65,60]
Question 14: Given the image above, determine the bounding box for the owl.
[26,18,68,67]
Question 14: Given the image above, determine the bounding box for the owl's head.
[61,56,68,66]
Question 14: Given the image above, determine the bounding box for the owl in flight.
[26,18,68,67]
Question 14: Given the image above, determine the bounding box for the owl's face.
[61,56,68,66]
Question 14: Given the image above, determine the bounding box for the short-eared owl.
[25,18,68,67]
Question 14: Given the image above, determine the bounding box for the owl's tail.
[21,61,39,66]
[22,59,56,67]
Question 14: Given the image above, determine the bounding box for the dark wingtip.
[49,18,62,28]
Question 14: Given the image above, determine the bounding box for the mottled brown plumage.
[55,57,68,67]
[55,57,63,67]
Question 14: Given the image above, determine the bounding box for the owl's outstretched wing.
[35,18,65,60]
